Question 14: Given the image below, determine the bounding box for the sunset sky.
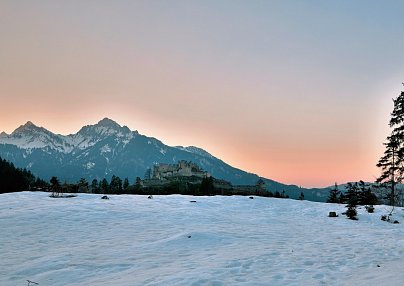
[1,1,404,187]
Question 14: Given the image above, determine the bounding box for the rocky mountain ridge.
[0,118,329,201]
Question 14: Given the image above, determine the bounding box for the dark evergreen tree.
[123,178,129,192]
[338,192,346,204]
[345,182,358,220]
[357,180,378,206]
[377,89,404,207]
[199,176,214,195]
[327,183,341,203]
[100,178,109,194]
[110,175,123,194]
[77,177,89,193]
[135,177,142,190]
[91,179,100,193]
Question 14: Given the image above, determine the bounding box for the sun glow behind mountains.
[1,1,404,187]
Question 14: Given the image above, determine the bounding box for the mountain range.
[0,118,330,201]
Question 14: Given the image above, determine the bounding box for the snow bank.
[0,192,403,285]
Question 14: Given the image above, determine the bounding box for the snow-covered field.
[1,192,403,286]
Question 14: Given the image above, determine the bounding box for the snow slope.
[0,192,403,286]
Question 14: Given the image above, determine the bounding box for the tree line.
[48,175,291,198]
[0,157,48,194]
[0,155,291,198]
[327,181,379,220]
[49,175,139,195]
[326,181,378,206]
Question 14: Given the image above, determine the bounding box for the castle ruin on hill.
[151,160,209,180]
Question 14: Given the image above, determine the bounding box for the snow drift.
[0,192,403,285]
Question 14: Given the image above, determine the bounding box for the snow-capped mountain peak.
[96,117,122,129]
[0,118,139,154]
[0,121,70,152]
[77,118,132,137]
[11,121,42,136]
[69,118,135,150]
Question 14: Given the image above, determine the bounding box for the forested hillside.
[0,157,47,193]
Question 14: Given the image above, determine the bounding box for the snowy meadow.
[1,192,403,286]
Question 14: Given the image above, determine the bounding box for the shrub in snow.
[380,214,399,224]
[366,205,375,213]
[345,182,358,220]
[346,207,358,220]
[50,176,61,197]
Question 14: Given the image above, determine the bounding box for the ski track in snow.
[0,192,403,286]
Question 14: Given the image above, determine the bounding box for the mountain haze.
[0,118,328,201]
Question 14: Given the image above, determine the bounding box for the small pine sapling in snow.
[346,204,358,220]
[345,182,358,220]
